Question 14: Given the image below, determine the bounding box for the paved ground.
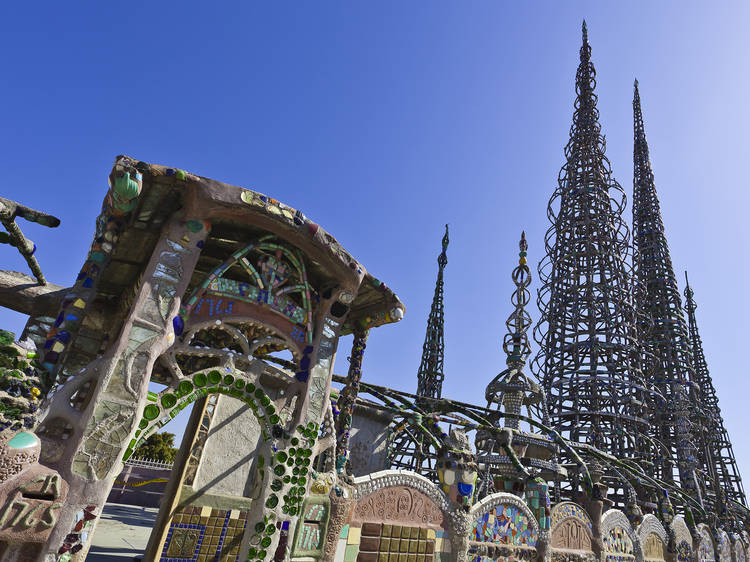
[87,503,158,561]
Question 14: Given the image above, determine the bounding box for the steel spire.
[532,23,653,506]
[632,80,703,505]
[684,272,747,523]
[416,224,449,399]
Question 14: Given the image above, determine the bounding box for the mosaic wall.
[718,530,732,562]
[160,505,247,562]
[670,517,693,562]
[549,502,593,554]
[335,522,450,562]
[699,525,716,562]
[471,505,537,547]
[603,525,635,562]
[469,503,538,562]
[641,533,665,562]
[292,496,330,558]
[734,536,746,562]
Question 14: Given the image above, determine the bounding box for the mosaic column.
[240,287,359,561]
[40,216,208,561]
[334,328,369,477]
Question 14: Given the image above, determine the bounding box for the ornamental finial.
[438,224,449,268]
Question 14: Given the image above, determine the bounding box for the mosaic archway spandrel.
[468,492,540,561]
[717,529,732,562]
[732,534,746,562]
[670,516,693,562]
[698,524,716,562]
[550,501,594,556]
[601,509,643,562]
[637,514,667,562]
[352,485,445,529]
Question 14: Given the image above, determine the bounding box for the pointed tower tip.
[519,231,528,253]
[582,20,588,44]
[634,78,639,89]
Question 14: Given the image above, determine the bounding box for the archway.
[637,514,667,562]
[550,501,595,560]
[697,523,717,562]
[469,491,540,561]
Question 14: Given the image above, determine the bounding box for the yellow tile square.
[427,529,436,540]
[229,510,239,520]
[200,506,212,518]
[347,526,361,545]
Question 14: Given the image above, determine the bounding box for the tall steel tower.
[416,224,449,399]
[631,80,702,503]
[684,273,747,515]
[532,23,653,502]
[388,224,449,478]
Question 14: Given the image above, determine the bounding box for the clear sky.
[1,2,749,486]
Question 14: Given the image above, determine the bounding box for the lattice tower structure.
[532,22,653,506]
[476,233,551,498]
[684,273,747,515]
[631,81,703,504]
[388,224,449,480]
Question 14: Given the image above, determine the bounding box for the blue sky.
[1,2,749,485]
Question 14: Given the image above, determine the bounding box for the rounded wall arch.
[352,469,452,527]
[127,363,292,461]
[717,529,732,562]
[732,533,746,562]
[469,491,540,561]
[637,514,667,562]
[697,523,717,562]
[671,516,693,562]
[601,508,643,562]
[343,470,454,562]
[549,501,596,560]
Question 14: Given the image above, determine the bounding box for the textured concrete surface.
[349,403,392,477]
[192,395,261,497]
[87,502,158,561]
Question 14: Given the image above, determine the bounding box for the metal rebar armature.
[632,81,703,505]
[0,196,60,285]
[532,22,653,504]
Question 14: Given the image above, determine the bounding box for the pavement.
[86,503,159,561]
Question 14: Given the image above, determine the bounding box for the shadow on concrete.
[88,503,157,561]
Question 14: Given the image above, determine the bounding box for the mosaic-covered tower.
[532,22,652,503]
[388,225,449,478]
[684,273,747,521]
[476,233,558,500]
[631,81,702,502]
